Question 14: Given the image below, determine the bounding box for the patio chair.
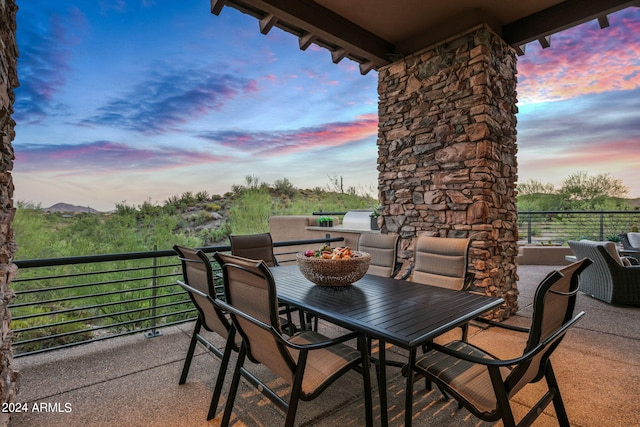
[406,258,592,427]
[173,245,237,420]
[568,240,640,306]
[230,232,279,266]
[407,235,474,290]
[406,235,475,340]
[213,253,373,427]
[358,232,401,277]
[230,232,299,332]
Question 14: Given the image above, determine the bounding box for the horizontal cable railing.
[518,210,640,244]
[10,235,344,358]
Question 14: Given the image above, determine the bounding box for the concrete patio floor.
[9,265,640,427]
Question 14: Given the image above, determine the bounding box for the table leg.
[378,339,388,426]
[405,348,416,427]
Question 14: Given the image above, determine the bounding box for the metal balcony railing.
[10,236,344,358]
[517,210,640,244]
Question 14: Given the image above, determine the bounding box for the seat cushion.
[288,331,361,396]
[414,341,510,415]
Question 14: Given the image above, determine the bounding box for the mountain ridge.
[43,203,101,214]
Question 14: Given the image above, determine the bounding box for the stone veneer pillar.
[0,0,19,424]
[377,25,519,318]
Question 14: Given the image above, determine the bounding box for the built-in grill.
[342,210,374,230]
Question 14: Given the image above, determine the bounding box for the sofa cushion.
[580,240,624,266]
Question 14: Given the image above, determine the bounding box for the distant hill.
[43,203,101,214]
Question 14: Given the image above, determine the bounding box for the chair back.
[410,235,472,290]
[174,245,230,338]
[358,233,399,277]
[627,232,640,249]
[568,239,627,304]
[214,253,294,383]
[230,233,279,267]
[506,258,591,396]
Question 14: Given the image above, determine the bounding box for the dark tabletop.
[271,265,503,349]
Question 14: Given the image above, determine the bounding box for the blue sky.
[12,1,640,211]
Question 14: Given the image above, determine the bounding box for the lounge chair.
[568,239,640,306]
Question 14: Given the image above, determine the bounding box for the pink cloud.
[15,141,232,173]
[518,9,640,104]
[202,113,378,155]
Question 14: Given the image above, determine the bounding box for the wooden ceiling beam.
[298,32,316,50]
[538,35,551,49]
[210,0,227,16]
[598,15,611,29]
[331,48,348,64]
[219,0,396,69]
[259,14,278,34]
[503,0,639,46]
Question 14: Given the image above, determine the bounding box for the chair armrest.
[472,316,530,333]
[462,272,475,291]
[425,311,584,368]
[392,261,403,278]
[398,263,413,280]
[215,299,361,350]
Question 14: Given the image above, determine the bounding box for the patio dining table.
[270,264,503,426]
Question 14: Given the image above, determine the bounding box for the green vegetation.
[14,175,376,259]
[517,171,632,211]
[10,176,376,354]
[12,172,638,353]
[516,172,638,244]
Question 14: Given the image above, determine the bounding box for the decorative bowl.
[296,251,371,287]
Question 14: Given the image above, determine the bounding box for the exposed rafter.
[502,0,638,47]
[210,0,639,72]
[298,32,316,50]
[259,14,277,34]
[538,35,551,49]
[598,15,611,28]
[211,0,395,74]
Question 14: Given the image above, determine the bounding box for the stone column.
[0,0,19,423]
[377,25,519,318]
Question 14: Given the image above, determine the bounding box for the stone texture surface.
[0,0,19,424]
[377,25,519,317]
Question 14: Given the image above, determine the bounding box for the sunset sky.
[12,1,640,211]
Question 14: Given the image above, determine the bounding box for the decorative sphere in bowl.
[296,251,371,287]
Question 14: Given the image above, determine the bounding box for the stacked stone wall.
[0,0,19,424]
[377,25,519,317]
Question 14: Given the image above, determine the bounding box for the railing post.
[145,245,162,338]
[599,211,605,241]
[527,212,532,244]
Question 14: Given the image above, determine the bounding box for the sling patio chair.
[406,235,475,340]
[405,258,592,427]
[358,232,401,278]
[173,245,237,420]
[229,232,280,267]
[230,232,301,332]
[406,234,474,291]
[213,252,373,427]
